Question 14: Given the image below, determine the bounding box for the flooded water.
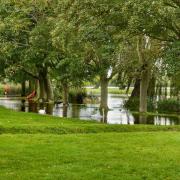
[0,94,179,125]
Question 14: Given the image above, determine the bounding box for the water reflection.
[0,95,179,126]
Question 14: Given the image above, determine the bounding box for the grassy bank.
[0,132,180,180]
[0,107,180,135]
[0,107,180,179]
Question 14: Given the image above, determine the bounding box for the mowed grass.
[0,106,180,134]
[0,133,180,180]
[0,107,180,179]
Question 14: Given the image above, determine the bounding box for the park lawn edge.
[0,106,180,135]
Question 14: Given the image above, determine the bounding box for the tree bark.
[137,36,151,113]
[44,74,54,102]
[159,83,162,100]
[148,76,156,99]
[38,66,54,102]
[62,83,69,106]
[140,69,150,112]
[63,105,68,117]
[39,76,46,102]
[126,78,132,94]
[21,81,26,97]
[100,77,109,111]
[164,82,168,99]
[29,80,35,93]
[130,79,140,98]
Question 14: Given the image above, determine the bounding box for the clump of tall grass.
[0,83,21,96]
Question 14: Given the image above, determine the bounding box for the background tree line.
[0,0,179,113]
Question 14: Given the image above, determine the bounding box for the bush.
[157,99,180,113]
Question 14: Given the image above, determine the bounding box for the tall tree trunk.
[164,82,168,99]
[44,74,54,102]
[63,105,68,117]
[62,83,69,106]
[39,76,46,102]
[155,83,159,100]
[148,76,156,99]
[126,78,140,111]
[126,78,132,94]
[137,36,151,113]
[21,81,26,97]
[29,80,35,93]
[130,79,140,98]
[159,83,162,100]
[38,66,54,102]
[140,69,150,112]
[100,77,109,111]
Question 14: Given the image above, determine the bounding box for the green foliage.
[124,0,180,41]
[157,99,180,113]
[0,0,179,111]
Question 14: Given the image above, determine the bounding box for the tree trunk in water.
[39,78,46,102]
[38,66,54,102]
[140,70,150,112]
[126,78,132,94]
[137,36,151,113]
[29,80,35,93]
[44,74,54,102]
[21,81,26,97]
[159,83,162,100]
[100,77,109,111]
[63,105,68,117]
[130,79,140,98]
[62,83,69,106]
[164,82,168,99]
[125,78,140,111]
[170,81,173,98]
[147,76,156,99]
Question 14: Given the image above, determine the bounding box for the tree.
[0,0,57,101]
[122,0,179,112]
[52,0,127,111]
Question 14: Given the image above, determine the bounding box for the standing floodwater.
[0,94,179,125]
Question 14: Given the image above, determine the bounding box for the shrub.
[157,99,180,113]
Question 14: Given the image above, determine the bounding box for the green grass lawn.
[0,107,180,180]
